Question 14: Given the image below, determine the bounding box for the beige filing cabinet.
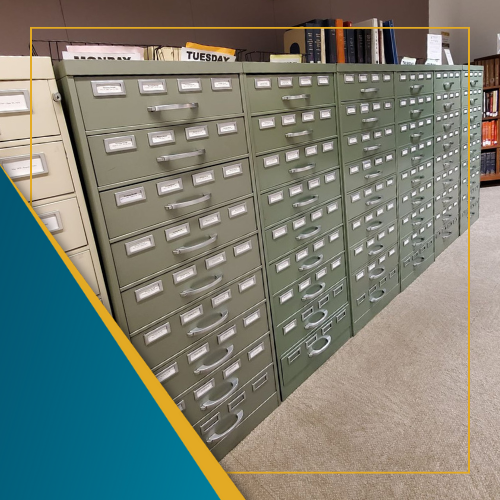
[0,56,110,309]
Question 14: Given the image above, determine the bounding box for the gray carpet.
[221,185,500,499]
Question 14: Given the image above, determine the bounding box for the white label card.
[273,226,287,239]
[244,310,261,327]
[212,290,232,307]
[156,363,178,383]
[186,126,209,140]
[192,170,214,186]
[259,117,275,129]
[223,163,243,178]
[239,276,256,292]
[206,252,226,270]
[323,142,334,152]
[286,150,300,162]
[173,265,197,284]
[144,323,170,345]
[280,290,294,304]
[199,212,221,229]
[282,114,297,126]
[234,240,252,256]
[3,155,47,179]
[224,360,241,379]
[276,258,290,273]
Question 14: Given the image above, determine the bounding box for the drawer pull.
[363,144,381,152]
[411,197,425,206]
[188,310,229,337]
[412,217,424,226]
[410,109,424,117]
[299,254,324,272]
[442,214,453,221]
[194,345,234,375]
[166,193,211,210]
[296,225,321,240]
[411,155,424,162]
[412,238,425,247]
[173,233,218,254]
[360,87,379,93]
[148,102,198,112]
[369,288,386,303]
[282,93,310,101]
[443,142,454,150]
[442,179,453,185]
[302,283,326,301]
[410,84,424,91]
[305,309,329,330]
[365,196,383,206]
[411,176,425,185]
[205,409,244,443]
[289,163,315,174]
[157,149,205,162]
[180,274,223,297]
[364,170,382,179]
[308,335,332,357]
[443,162,452,167]
[368,244,384,256]
[285,130,312,138]
[410,132,423,139]
[413,257,426,267]
[201,379,239,411]
[470,98,478,104]
[442,196,454,204]
[369,267,386,280]
[442,231,453,239]
[362,117,379,123]
[443,123,455,131]
[293,195,319,208]
[367,221,383,231]
[443,103,455,111]
[443,82,455,90]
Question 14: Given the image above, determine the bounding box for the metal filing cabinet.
[0,57,109,309]
[56,61,280,459]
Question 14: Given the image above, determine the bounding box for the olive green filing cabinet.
[56,60,279,460]
[0,57,110,308]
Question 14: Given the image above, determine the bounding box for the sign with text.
[180,47,236,62]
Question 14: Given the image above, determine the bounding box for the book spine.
[355,29,364,63]
[313,27,322,63]
[305,28,315,63]
[324,22,337,63]
[336,20,345,63]
[372,26,379,64]
[365,30,372,64]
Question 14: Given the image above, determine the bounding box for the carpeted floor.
[221,185,500,499]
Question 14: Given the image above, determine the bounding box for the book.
[305,19,324,63]
[335,19,345,63]
[383,20,398,64]
[323,19,338,63]
[353,19,379,63]
[343,21,355,63]
[364,29,372,63]
[379,20,386,64]
[355,29,365,64]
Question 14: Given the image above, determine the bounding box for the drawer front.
[280,304,351,388]
[69,249,100,295]
[434,146,460,174]
[434,109,461,135]
[349,221,398,272]
[463,70,484,89]
[464,107,483,125]
[343,150,396,193]
[0,140,74,202]
[398,160,434,195]
[88,118,248,187]
[435,199,459,232]
[395,94,433,123]
[268,225,344,296]
[0,80,59,142]
[470,200,480,224]
[111,199,258,288]
[250,107,336,154]
[434,165,460,193]
[341,125,396,164]
[34,197,87,253]
[195,365,277,451]
[259,168,340,229]
[434,70,462,92]
[254,139,339,193]
[398,179,434,217]
[399,199,434,239]
[271,252,346,326]
[435,183,460,210]
[122,236,261,332]
[462,144,481,163]
[434,128,460,156]
[100,159,252,239]
[464,90,482,109]
[246,73,335,114]
[264,198,343,263]
[173,333,273,425]
[396,116,433,147]
[434,90,461,114]
[150,303,269,398]
[397,138,434,172]
[337,72,394,102]
[394,71,434,96]
[75,75,243,131]
[275,278,348,355]
[401,236,434,282]
[435,220,459,256]
[345,174,397,220]
[400,218,434,261]
[339,99,395,134]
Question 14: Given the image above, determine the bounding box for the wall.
[1,0,429,61]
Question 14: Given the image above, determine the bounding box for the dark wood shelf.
[484,85,500,90]
[481,171,500,181]
[482,116,499,121]
[481,144,499,150]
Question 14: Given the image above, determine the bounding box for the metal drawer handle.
[165,193,211,210]
[360,87,379,93]
[363,144,381,152]
[173,233,217,254]
[365,196,383,206]
[157,149,205,162]
[411,132,423,139]
[442,179,453,185]
[470,98,478,104]
[412,238,425,247]
[308,335,332,357]
[205,409,243,443]
[443,162,452,167]
[296,226,321,240]
[443,142,454,149]
[282,93,310,101]
[442,214,453,221]
[369,267,386,280]
[367,221,383,231]
[362,117,379,123]
[411,176,425,185]
[285,130,312,138]
[443,82,454,90]
[365,170,382,179]
[194,345,234,375]
[289,163,315,173]
[442,231,453,239]
[148,102,198,112]
[299,254,324,272]
[293,195,319,208]
[443,103,455,110]
[180,274,223,297]
[443,123,455,131]
[413,257,426,267]
[304,309,329,330]
[412,217,424,226]
[200,378,239,411]
[411,197,425,206]
[412,155,424,162]
[442,196,454,203]
[410,109,424,117]
[470,80,478,86]
[369,288,386,303]
[368,244,384,256]
[410,84,424,91]
[188,310,229,337]
[301,283,326,301]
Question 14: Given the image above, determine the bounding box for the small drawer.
[246,73,335,114]
[345,174,397,221]
[401,236,434,285]
[75,74,243,131]
[339,99,395,134]
[470,200,480,225]
[259,168,340,229]
[34,197,87,253]
[434,146,460,174]
[399,199,434,239]
[435,220,459,256]
[395,70,434,96]
[434,129,460,156]
[343,150,396,193]
[399,218,434,261]
[435,199,459,232]
[396,116,433,148]
[100,158,252,239]
[395,94,433,123]
[122,236,261,332]
[341,125,396,164]
[88,117,248,187]
[68,249,100,295]
[397,138,434,172]
[398,179,434,217]
[462,69,483,90]
[434,165,460,193]
[434,109,461,135]
[111,198,258,288]
[254,139,339,193]
[463,88,482,108]
[398,159,434,195]
[434,70,461,92]
[337,72,394,102]
[463,107,483,126]
[434,90,461,114]
[264,198,343,263]
[435,184,460,212]
[250,107,336,155]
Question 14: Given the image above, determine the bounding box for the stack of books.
[481,150,497,175]
[475,57,500,87]
[483,89,499,118]
[482,121,498,147]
